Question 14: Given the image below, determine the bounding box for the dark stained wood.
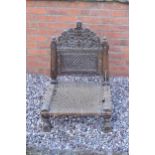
[102,37,110,84]
[50,38,57,82]
[50,22,109,78]
[42,22,112,132]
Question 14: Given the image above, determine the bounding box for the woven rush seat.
[42,80,111,115]
[50,82,104,115]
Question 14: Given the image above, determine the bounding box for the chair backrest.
[51,22,109,82]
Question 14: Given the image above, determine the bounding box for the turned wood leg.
[40,84,56,132]
[51,79,57,84]
[41,112,52,132]
[103,110,112,132]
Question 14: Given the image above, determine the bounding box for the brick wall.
[27,1,129,76]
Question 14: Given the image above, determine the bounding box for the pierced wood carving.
[57,22,102,49]
[51,22,109,83]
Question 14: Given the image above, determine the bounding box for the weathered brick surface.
[26,1,129,76]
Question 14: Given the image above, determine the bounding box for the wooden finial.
[76,21,82,30]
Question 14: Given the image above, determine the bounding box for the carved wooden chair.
[40,22,112,132]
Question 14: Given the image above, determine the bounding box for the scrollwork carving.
[57,22,101,48]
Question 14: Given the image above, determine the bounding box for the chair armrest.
[41,84,55,113]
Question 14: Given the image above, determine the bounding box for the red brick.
[109,46,129,53]
[110,71,128,76]
[47,9,81,16]
[26,28,38,34]
[27,35,47,42]
[38,23,75,30]
[111,25,129,32]
[80,9,111,17]
[37,1,99,9]
[26,41,37,48]
[47,9,68,15]
[111,10,129,17]
[109,53,129,59]
[103,32,129,39]
[103,2,129,10]
[27,22,38,28]
[27,28,60,36]
[37,41,51,49]
[27,56,50,69]
[27,7,47,15]
[59,16,78,23]
[121,47,129,53]
[26,1,129,77]
[79,17,128,25]
[37,68,50,76]
[112,18,128,25]
[26,14,36,21]
[110,65,128,71]
[27,1,128,10]
[33,15,77,23]
[109,59,127,65]
[26,67,38,74]
[110,39,129,46]
[109,65,129,76]
[89,25,128,33]
[37,29,60,36]
[27,49,49,55]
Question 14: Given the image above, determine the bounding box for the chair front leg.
[41,114,52,132]
[103,110,112,132]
